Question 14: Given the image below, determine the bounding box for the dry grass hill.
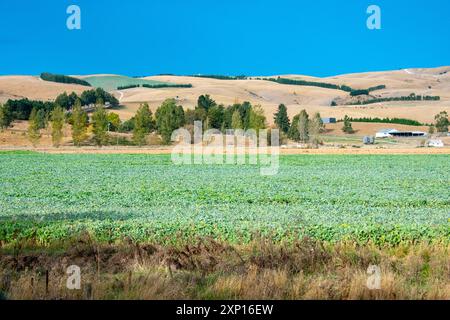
[1,66,449,129]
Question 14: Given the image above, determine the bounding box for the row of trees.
[184,95,267,134]
[189,75,247,80]
[55,88,119,109]
[27,98,123,147]
[3,95,449,147]
[264,77,354,92]
[0,88,120,130]
[350,85,387,96]
[21,95,269,147]
[343,117,423,126]
[132,96,268,145]
[117,84,193,90]
[348,94,440,105]
[40,72,91,86]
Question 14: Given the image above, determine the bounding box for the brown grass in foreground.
[0,237,448,300]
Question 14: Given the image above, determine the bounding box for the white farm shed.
[427,140,444,148]
[376,129,398,138]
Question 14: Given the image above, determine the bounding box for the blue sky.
[0,0,449,77]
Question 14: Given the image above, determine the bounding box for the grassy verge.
[0,236,448,300]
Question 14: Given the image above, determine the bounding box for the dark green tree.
[133,103,155,146]
[289,110,309,142]
[155,99,185,144]
[197,94,216,111]
[55,92,70,109]
[274,104,290,134]
[288,114,301,141]
[207,105,225,129]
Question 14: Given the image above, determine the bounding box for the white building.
[376,128,427,138]
[427,139,444,148]
[375,129,399,138]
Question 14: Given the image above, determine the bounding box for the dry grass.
[1,68,450,125]
[0,76,88,103]
[0,237,448,300]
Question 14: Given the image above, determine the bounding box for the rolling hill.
[1,67,449,125]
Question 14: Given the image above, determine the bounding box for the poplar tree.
[155,99,185,145]
[231,110,243,130]
[0,103,13,131]
[72,99,88,147]
[297,109,310,142]
[51,105,65,147]
[92,102,109,147]
[133,103,154,146]
[249,104,267,135]
[309,112,324,146]
[28,108,41,147]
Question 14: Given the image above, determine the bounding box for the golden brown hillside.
[1,67,449,125]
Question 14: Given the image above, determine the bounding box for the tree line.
[0,88,119,128]
[1,95,448,148]
[188,75,248,80]
[40,72,91,87]
[3,94,269,147]
[117,83,193,90]
[263,77,353,92]
[348,94,440,105]
[342,117,424,126]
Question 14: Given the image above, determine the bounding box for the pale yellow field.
[0,75,89,102]
[104,67,450,123]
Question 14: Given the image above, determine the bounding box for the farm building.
[321,117,337,124]
[375,129,426,138]
[389,131,426,137]
[376,129,398,138]
[427,139,444,147]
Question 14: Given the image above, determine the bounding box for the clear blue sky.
[0,0,449,77]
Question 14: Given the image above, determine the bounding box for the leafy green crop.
[0,153,448,245]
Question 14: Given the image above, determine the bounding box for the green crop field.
[0,153,448,245]
[82,75,173,91]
